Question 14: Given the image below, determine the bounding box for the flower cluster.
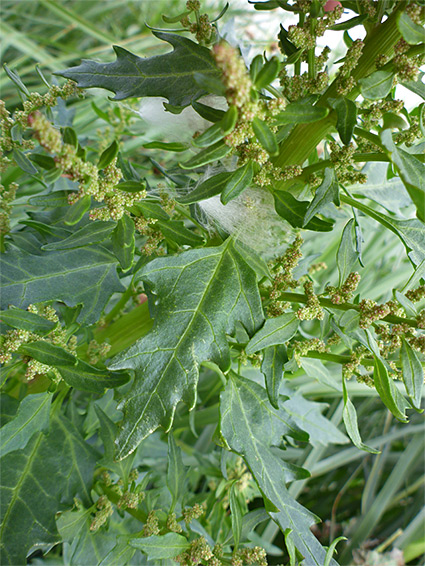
[342,346,369,379]
[329,142,367,184]
[335,39,364,95]
[292,338,328,366]
[90,495,113,531]
[296,280,324,320]
[358,299,391,328]
[326,272,361,304]
[0,182,18,237]
[232,546,267,566]
[176,537,214,565]
[182,502,206,526]
[181,0,214,44]
[267,235,303,317]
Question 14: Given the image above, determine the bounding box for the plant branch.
[278,291,420,328]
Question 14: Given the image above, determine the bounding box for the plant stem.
[278,291,419,328]
[273,4,403,172]
[303,350,375,366]
[103,284,134,323]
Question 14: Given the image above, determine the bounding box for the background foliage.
[1,1,424,565]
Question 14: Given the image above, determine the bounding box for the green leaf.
[329,97,357,145]
[193,106,238,148]
[303,168,339,227]
[29,191,70,208]
[98,140,119,169]
[220,373,336,566]
[129,533,189,559]
[221,161,254,204]
[400,337,424,410]
[402,71,425,100]
[12,148,38,175]
[230,484,244,549]
[0,308,56,336]
[115,180,146,193]
[112,214,135,271]
[0,393,52,457]
[252,117,278,155]
[177,172,234,204]
[29,153,56,170]
[373,356,410,422]
[397,12,425,45]
[19,340,77,367]
[0,414,97,565]
[381,129,425,221]
[42,221,116,251]
[261,344,287,409]
[337,218,359,286]
[246,313,298,354]
[166,433,186,510]
[280,383,348,447]
[359,70,394,100]
[133,200,170,220]
[274,191,334,231]
[143,141,187,152]
[57,32,220,107]
[94,405,134,478]
[192,100,225,122]
[273,103,329,125]
[0,247,124,325]
[98,536,138,566]
[109,240,263,459]
[324,537,347,566]
[301,358,341,391]
[179,140,231,170]
[158,219,204,247]
[329,14,367,30]
[63,194,91,225]
[342,376,380,454]
[59,359,130,393]
[19,219,71,239]
[62,126,78,148]
[254,56,280,89]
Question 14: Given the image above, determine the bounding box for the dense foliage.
[1,0,424,565]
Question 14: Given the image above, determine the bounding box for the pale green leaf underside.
[109,240,263,459]
[220,373,338,565]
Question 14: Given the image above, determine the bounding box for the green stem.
[278,291,419,328]
[104,284,134,323]
[303,351,375,367]
[273,4,403,172]
[294,12,305,76]
[354,126,384,149]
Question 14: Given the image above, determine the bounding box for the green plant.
[1,1,424,565]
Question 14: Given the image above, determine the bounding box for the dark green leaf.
[29,191,70,208]
[62,126,78,148]
[112,214,135,271]
[402,71,425,100]
[261,344,287,408]
[179,140,231,169]
[94,406,135,478]
[220,373,336,565]
[12,148,39,175]
[19,219,71,239]
[359,70,394,100]
[373,356,410,422]
[29,153,56,170]
[63,194,91,225]
[0,414,97,565]
[98,140,119,169]
[329,97,357,145]
[57,32,220,107]
[177,172,233,203]
[157,219,204,246]
[329,14,367,30]
[193,71,226,96]
[3,64,30,96]
[129,533,189,558]
[191,100,225,122]
[254,56,280,89]
[274,191,334,231]
[42,221,116,251]
[230,484,243,549]
[397,12,425,44]
[246,313,298,353]
[221,161,254,204]
[133,200,170,220]
[303,168,339,227]
[143,141,187,151]
[0,393,52,457]
[400,337,424,409]
[250,54,264,82]
[252,117,278,155]
[278,25,298,57]
[59,359,130,393]
[166,433,186,510]
[19,341,77,367]
[0,247,124,325]
[342,376,379,453]
[337,218,359,286]
[109,240,263,459]
[115,180,146,193]
[273,103,329,125]
[0,308,56,335]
